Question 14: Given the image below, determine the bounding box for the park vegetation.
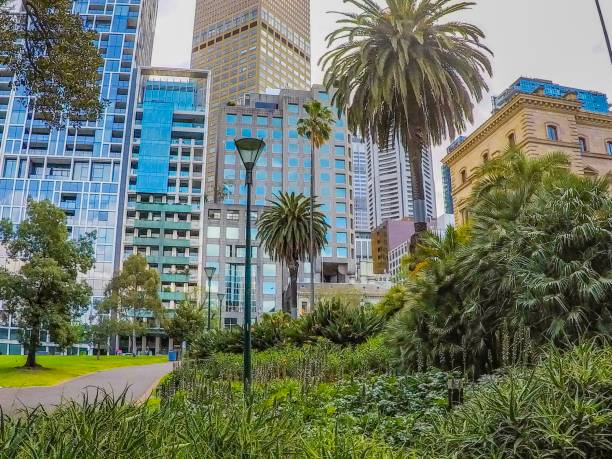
[0,200,95,368]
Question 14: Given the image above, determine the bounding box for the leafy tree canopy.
[0,199,95,367]
[0,0,104,127]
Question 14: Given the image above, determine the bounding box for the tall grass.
[162,337,392,399]
[0,384,401,458]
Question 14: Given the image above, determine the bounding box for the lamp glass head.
[235,138,265,171]
[204,266,216,279]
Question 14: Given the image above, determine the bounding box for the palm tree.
[320,0,492,238]
[297,100,333,309]
[258,192,330,314]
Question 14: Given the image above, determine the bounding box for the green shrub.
[413,341,612,458]
[190,298,386,356]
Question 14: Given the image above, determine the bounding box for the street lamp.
[235,137,265,398]
[217,292,225,330]
[594,0,612,64]
[204,266,216,331]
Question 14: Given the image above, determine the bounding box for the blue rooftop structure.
[493,78,609,114]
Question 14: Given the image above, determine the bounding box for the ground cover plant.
[0,355,166,387]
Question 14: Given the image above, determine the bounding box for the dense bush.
[413,341,612,458]
[384,150,612,377]
[190,298,385,358]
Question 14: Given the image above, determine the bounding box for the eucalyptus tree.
[0,0,104,126]
[0,200,95,368]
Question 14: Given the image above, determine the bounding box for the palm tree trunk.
[24,321,40,368]
[405,136,428,249]
[287,261,299,314]
[309,138,316,313]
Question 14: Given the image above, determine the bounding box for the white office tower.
[366,136,436,228]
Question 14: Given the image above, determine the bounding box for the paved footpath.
[0,362,173,415]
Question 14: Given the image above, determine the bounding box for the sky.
[152,0,612,214]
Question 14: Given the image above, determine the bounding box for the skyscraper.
[118,67,210,353]
[366,137,437,229]
[0,0,159,355]
[191,0,311,194]
[203,86,355,319]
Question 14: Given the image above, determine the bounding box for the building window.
[482,152,489,163]
[337,247,348,258]
[226,114,237,124]
[508,132,515,147]
[263,263,276,276]
[460,169,467,184]
[546,125,558,141]
[2,159,16,178]
[207,226,220,238]
[578,137,587,153]
[606,141,612,155]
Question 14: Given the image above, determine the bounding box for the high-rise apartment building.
[0,0,159,355]
[366,137,437,229]
[118,68,210,353]
[207,86,355,318]
[191,0,311,194]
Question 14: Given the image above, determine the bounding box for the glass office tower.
[0,0,159,355]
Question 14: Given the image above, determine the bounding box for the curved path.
[0,362,173,415]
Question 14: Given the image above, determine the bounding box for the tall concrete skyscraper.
[0,0,159,355]
[366,137,437,229]
[191,0,311,194]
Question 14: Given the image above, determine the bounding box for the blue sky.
[152,0,612,214]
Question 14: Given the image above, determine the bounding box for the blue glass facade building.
[119,68,210,353]
[493,77,609,113]
[0,0,159,355]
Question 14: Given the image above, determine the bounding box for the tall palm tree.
[297,100,333,309]
[258,192,329,314]
[320,0,492,238]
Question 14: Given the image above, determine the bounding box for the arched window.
[482,152,489,163]
[508,132,516,147]
[460,168,467,184]
[578,137,587,153]
[546,124,559,141]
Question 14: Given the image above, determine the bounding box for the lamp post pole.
[235,137,265,400]
[204,266,216,331]
[595,0,612,64]
[217,293,225,330]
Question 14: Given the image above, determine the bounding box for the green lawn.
[0,355,167,388]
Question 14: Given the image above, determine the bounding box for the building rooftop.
[492,77,609,114]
